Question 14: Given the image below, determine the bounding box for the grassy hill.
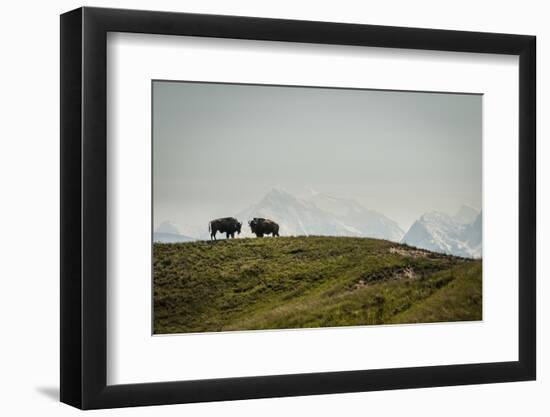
[153,236,482,334]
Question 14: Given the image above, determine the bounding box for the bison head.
[237,221,242,234]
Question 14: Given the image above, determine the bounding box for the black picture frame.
[60,6,536,410]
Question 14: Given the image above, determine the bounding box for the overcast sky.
[153,80,481,234]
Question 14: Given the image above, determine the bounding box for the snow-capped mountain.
[453,205,479,225]
[235,188,404,241]
[401,210,482,258]
[153,221,196,243]
[155,220,181,235]
[305,192,404,241]
[463,212,482,256]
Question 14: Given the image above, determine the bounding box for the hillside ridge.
[153,236,482,334]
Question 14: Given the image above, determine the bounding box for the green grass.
[153,236,482,334]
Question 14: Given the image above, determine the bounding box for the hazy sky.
[153,80,481,233]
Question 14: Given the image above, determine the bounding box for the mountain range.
[153,221,196,243]
[155,190,481,258]
[401,206,482,258]
[235,188,404,241]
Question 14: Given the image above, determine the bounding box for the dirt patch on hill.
[389,246,432,258]
[352,266,418,290]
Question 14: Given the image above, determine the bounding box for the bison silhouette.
[209,217,242,240]
[249,218,280,237]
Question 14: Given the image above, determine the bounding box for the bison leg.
[211,231,216,241]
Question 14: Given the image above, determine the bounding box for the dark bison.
[249,218,280,237]
[209,217,242,240]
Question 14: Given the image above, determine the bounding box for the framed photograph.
[60,7,536,409]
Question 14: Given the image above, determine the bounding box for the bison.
[248,217,280,237]
[209,217,242,240]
